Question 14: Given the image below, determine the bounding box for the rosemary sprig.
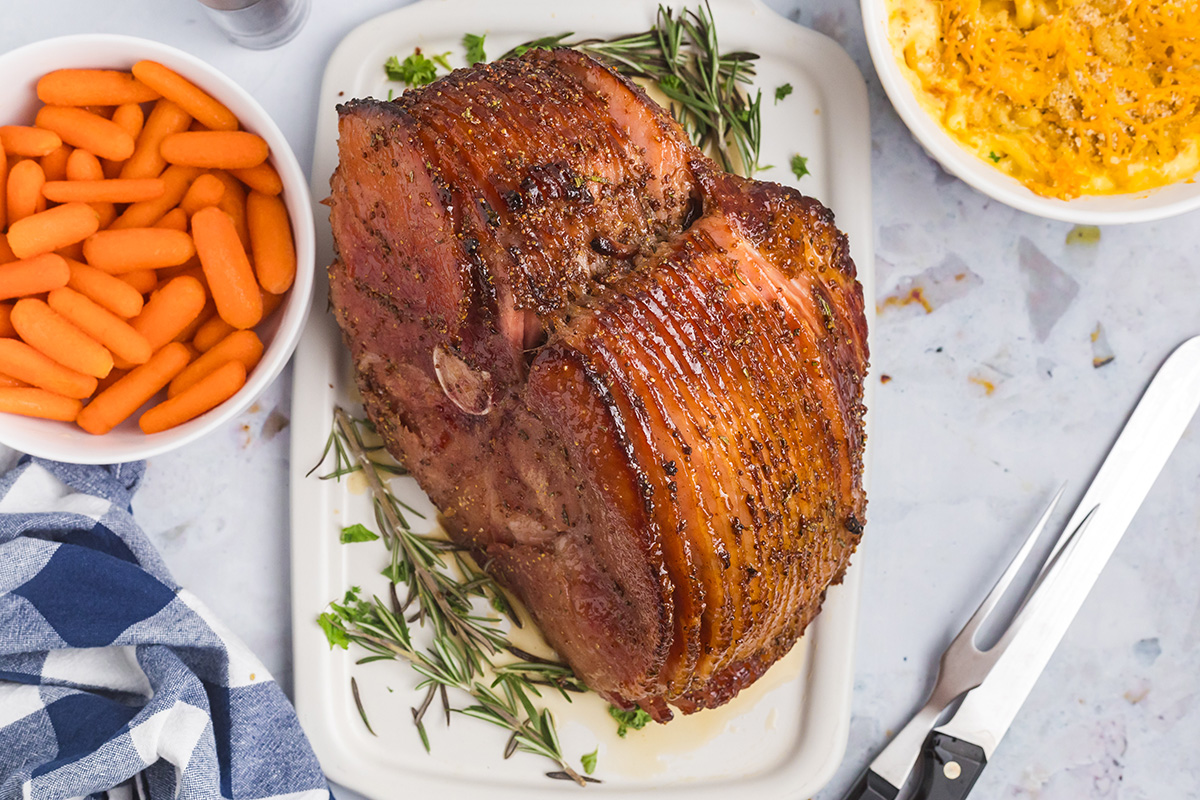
[315,407,593,785]
[502,1,765,176]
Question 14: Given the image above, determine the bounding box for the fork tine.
[991,504,1100,655]
[956,484,1067,642]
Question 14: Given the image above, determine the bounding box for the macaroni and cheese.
[888,0,1200,199]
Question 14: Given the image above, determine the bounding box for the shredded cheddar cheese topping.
[888,0,1200,198]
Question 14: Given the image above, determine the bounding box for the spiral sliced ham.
[327,48,868,720]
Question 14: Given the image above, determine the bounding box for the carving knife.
[845,334,1200,800]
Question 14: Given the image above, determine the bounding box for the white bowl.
[0,34,314,464]
[861,0,1200,224]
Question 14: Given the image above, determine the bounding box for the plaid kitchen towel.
[0,457,329,800]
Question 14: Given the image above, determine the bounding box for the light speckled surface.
[2,1,1197,797]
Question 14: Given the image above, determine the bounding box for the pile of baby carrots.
[0,60,295,436]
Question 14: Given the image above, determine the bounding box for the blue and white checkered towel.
[0,457,329,800]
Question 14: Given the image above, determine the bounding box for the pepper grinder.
[196,0,311,49]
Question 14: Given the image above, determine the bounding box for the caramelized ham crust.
[328,48,867,719]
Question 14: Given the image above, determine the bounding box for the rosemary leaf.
[313,406,596,786]
[351,677,377,736]
[502,1,765,176]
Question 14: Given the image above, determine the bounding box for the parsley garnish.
[340,523,379,543]
[775,83,793,103]
[790,154,810,181]
[988,151,1002,163]
[464,33,487,64]
[581,748,598,775]
[608,705,652,737]
[384,49,451,87]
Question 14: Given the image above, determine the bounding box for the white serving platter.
[289,0,875,797]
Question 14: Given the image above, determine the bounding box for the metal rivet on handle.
[943,761,962,780]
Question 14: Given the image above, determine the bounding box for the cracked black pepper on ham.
[327,47,868,721]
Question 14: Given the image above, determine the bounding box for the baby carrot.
[191,206,261,329]
[0,126,62,158]
[110,164,201,229]
[212,171,250,248]
[262,287,284,319]
[229,162,282,196]
[83,228,195,273]
[160,132,268,170]
[247,190,295,293]
[35,106,135,162]
[0,338,96,399]
[0,373,25,388]
[62,149,117,227]
[0,303,14,337]
[168,329,261,398]
[192,314,234,352]
[120,269,158,295]
[0,387,82,421]
[130,275,207,350]
[66,259,144,318]
[43,179,165,204]
[0,234,16,265]
[179,173,225,216]
[37,69,160,106]
[140,359,245,434]
[57,242,86,261]
[172,296,215,344]
[187,276,278,353]
[110,102,145,138]
[76,342,190,435]
[40,144,72,181]
[7,203,101,259]
[102,103,146,178]
[93,367,127,395]
[0,140,7,230]
[7,159,46,225]
[120,99,191,180]
[154,207,188,231]
[131,61,238,132]
[0,253,70,300]
[47,287,153,365]
[11,297,113,378]
[65,148,104,181]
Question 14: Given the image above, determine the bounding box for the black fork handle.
[840,768,900,800]
[913,732,988,800]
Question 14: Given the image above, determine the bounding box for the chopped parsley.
[384,49,452,87]
[317,612,350,648]
[988,151,1003,163]
[774,83,793,103]
[463,32,487,64]
[790,154,810,181]
[608,705,652,737]
[340,523,379,543]
[581,748,598,775]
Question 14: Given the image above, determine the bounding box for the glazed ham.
[327,48,868,719]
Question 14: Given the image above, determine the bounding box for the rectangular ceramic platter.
[290,0,875,797]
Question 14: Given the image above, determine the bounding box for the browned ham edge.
[327,48,868,721]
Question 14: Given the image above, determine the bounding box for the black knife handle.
[915,732,988,800]
[840,768,900,800]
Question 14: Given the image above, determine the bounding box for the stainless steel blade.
[937,334,1200,757]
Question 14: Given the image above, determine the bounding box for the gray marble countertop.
[2,0,1197,797]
